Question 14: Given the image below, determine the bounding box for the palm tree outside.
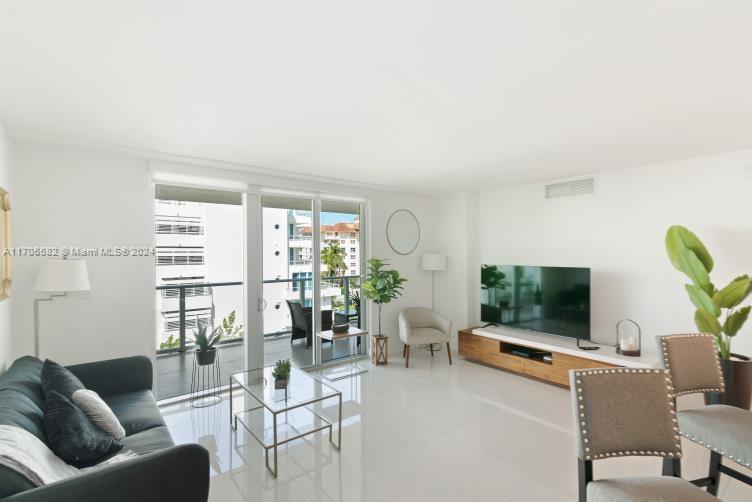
[321,242,347,277]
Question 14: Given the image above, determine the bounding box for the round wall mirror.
[386,209,420,255]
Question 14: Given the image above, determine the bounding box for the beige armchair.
[398,307,453,368]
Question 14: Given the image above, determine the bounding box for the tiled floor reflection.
[161,351,752,501]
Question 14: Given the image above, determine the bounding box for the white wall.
[10,142,155,364]
[0,120,11,371]
[9,140,438,362]
[460,150,752,356]
[368,192,436,353]
[432,192,472,347]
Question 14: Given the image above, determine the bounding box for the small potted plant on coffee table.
[272,359,291,389]
[192,320,222,366]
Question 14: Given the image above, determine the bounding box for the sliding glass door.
[260,195,365,369]
[320,200,363,364]
[261,196,316,367]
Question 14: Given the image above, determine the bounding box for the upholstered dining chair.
[657,334,752,495]
[398,308,452,368]
[570,367,716,502]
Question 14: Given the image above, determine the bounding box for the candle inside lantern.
[620,337,638,352]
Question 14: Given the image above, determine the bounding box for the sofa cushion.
[104,390,165,436]
[119,425,175,455]
[72,389,126,440]
[41,359,85,399]
[0,356,45,410]
[44,390,122,466]
[0,389,46,442]
[0,357,46,442]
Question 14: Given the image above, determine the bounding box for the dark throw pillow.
[44,390,122,466]
[41,359,85,399]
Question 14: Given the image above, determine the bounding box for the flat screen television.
[480,265,590,341]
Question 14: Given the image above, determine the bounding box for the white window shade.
[155,184,242,205]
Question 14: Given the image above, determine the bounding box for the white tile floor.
[161,350,752,501]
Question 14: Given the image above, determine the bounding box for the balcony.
[155,275,362,401]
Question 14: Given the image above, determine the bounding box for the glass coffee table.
[230,366,342,477]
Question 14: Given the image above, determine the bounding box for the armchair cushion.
[587,476,715,502]
[406,328,450,345]
[678,404,752,468]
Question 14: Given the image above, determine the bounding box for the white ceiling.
[2,1,752,193]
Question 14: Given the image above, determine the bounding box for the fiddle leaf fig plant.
[362,258,407,337]
[665,225,752,359]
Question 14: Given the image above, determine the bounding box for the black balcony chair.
[286,300,332,348]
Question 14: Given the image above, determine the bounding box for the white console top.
[472,326,659,369]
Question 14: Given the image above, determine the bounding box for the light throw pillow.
[71,389,126,440]
[41,359,85,399]
[44,390,121,467]
[0,424,79,486]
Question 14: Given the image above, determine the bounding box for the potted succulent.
[665,225,752,409]
[191,319,222,366]
[272,359,291,389]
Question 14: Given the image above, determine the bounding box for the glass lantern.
[616,319,641,356]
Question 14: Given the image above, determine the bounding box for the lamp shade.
[34,259,90,292]
[422,253,446,271]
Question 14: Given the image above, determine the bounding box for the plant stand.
[372,336,388,365]
[190,349,222,408]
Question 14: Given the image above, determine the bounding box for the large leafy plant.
[362,258,407,337]
[665,225,752,359]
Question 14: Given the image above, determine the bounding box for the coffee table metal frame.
[229,367,342,477]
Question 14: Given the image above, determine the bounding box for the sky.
[321,212,356,225]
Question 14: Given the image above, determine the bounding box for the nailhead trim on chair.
[680,432,752,468]
[574,368,682,461]
[660,334,725,396]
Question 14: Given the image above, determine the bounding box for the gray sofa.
[0,355,210,501]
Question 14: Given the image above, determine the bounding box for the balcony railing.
[156,275,361,354]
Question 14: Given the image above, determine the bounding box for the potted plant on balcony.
[192,320,222,366]
[272,359,291,389]
[665,225,752,409]
[362,258,407,364]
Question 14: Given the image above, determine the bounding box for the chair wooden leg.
[707,451,722,495]
[662,457,681,478]
[403,344,407,358]
[578,459,592,502]
[405,345,410,368]
[446,343,452,364]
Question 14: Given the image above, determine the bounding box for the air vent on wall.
[544,177,596,199]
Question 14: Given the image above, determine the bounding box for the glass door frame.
[250,192,368,371]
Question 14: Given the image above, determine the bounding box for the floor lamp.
[33,258,90,358]
[422,253,446,311]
